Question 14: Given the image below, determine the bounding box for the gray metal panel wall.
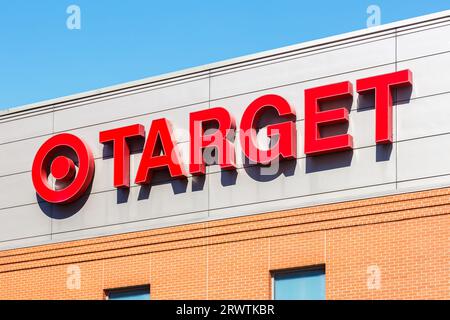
[1,12,450,249]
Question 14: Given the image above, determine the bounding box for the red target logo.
[32,133,95,204]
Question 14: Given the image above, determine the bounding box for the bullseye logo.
[32,133,95,204]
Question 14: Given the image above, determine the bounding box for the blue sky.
[1,1,449,109]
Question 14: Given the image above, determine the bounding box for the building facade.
[0,11,449,300]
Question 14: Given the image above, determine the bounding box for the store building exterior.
[0,11,449,300]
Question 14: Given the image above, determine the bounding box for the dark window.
[106,285,150,300]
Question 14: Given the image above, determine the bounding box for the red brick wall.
[0,187,448,300]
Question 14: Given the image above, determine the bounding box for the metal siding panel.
[210,37,396,99]
[50,211,209,243]
[0,202,52,242]
[51,174,209,234]
[397,174,450,190]
[397,52,450,101]
[397,93,450,141]
[53,77,209,132]
[397,134,450,181]
[209,145,396,212]
[0,172,38,209]
[210,183,396,219]
[397,22,450,61]
[0,235,53,251]
[0,135,48,177]
[0,112,53,144]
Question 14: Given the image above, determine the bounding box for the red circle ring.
[32,133,95,204]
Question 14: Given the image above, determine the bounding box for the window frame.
[271,265,326,300]
[104,284,150,300]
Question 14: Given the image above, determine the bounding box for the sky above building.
[0,1,449,109]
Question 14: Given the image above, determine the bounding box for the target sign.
[32,133,95,204]
[31,69,412,205]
